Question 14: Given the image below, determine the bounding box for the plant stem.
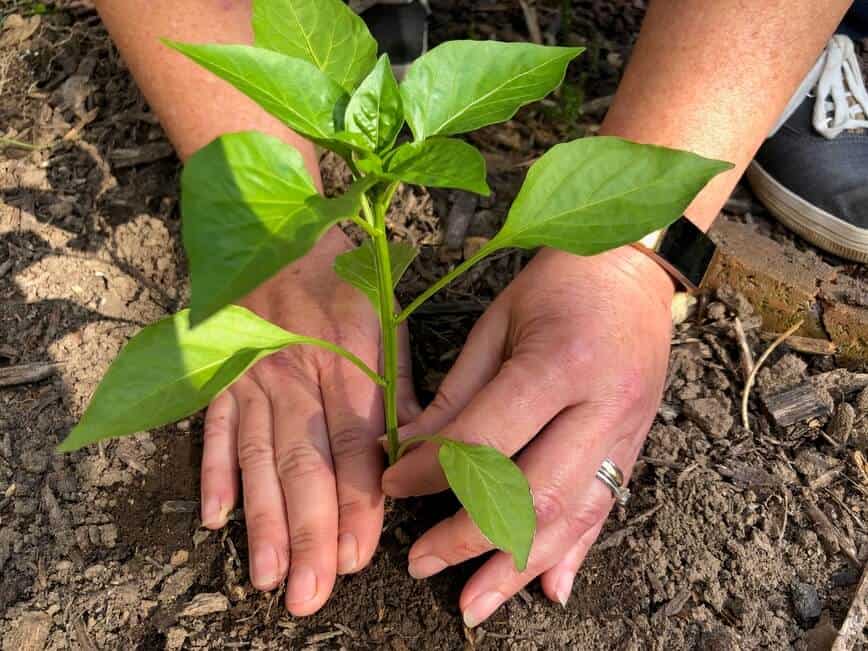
[361,192,401,464]
[294,336,386,387]
[395,243,497,324]
[396,433,439,460]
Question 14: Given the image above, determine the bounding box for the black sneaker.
[747,35,868,262]
[354,0,429,79]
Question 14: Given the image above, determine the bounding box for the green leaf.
[164,41,355,153]
[334,239,417,308]
[58,307,298,452]
[252,0,377,92]
[182,131,373,324]
[345,54,404,152]
[384,138,491,195]
[489,136,733,254]
[438,439,536,571]
[401,41,583,141]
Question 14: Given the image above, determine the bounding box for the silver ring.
[596,458,630,506]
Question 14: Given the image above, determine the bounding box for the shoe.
[747,35,868,262]
[355,0,429,80]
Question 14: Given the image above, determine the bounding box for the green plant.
[58,0,730,571]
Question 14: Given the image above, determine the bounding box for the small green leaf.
[164,41,358,154]
[384,138,491,195]
[252,0,377,92]
[58,307,298,452]
[334,240,417,308]
[438,439,536,571]
[182,131,374,324]
[345,54,404,152]
[401,41,583,141]
[489,136,733,255]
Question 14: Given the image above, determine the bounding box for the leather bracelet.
[630,216,717,292]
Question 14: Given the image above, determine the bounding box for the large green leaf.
[384,138,490,195]
[182,131,373,324]
[401,41,583,141]
[438,439,535,571]
[164,41,354,153]
[489,136,733,254]
[345,54,404,153]
[252,0,377,92]
[58,307,299,452]
[334,239,417,308]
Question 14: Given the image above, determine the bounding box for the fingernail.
[251,546,280,589]
[201,496,224,528]
[556,574,573,608]
[408,555,447,579]
[337,533,359,574]
[462,591,505,628]
[287,564,317,604]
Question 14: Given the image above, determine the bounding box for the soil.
[1,2,867,650]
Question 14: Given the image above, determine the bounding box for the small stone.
[683,396,734,438]
[706,301,727,321]
[165,627,187,651]
[100,524,118,548]
[83,564,106,581]
[791,582,822,625]
[803,614,838,650]
[159,567,198,603]
[856,385,868,413]
[179,592,230,618]
[170,550,189,567]
[2,611,52,651]
[827,402,855,445]
[830,565,860,587]
[177,419,191,432]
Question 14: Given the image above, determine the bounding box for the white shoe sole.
[746,160,868,263]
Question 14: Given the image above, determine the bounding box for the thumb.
[382,302,509,493]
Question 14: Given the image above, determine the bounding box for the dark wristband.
[630,216,717,292]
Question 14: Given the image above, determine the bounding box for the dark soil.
[1,2,867,650]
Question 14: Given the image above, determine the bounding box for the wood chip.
[803,495,858,564]
[179,592,230,618]
[828,403,855,446]
[108,142,175,169]
[444,192,479,250]
[831,562,868,650]
[0,362,58,387]
[760,332,837,356]
[763,384,834,428]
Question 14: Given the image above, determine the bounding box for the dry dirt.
[1,2,867,650]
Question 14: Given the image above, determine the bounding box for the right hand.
[198,227,419,616]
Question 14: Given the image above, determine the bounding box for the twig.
[732,316,754,381]
[741,320,803,430]
[518,0,543,44]
[0,135,41,150]
[0,362,59,387]
[832,561,868,650]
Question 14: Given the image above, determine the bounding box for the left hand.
[382,245,675,627]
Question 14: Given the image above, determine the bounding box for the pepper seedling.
[58,0,730,572]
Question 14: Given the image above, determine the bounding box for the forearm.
[601,0,850,230]
[95,0,320,185]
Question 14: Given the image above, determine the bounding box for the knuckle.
[289,527,318,555]
[532,488,567,529]
[246,510,283,537]
[330,426,373,462]
[428,384,462,419]
[338,497,365,523]
[563,500,610,540]
[255,350,311,384]
[276,441,329,483]
[237,437,274,473]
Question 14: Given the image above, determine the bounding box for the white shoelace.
[770,34,868,139]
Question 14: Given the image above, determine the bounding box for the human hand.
[199,227,419,616]
[382,245,675,626]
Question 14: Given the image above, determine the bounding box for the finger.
[396,321,421,424]
[270,378,338,616]
[405,403,623,579]
[398,301,508,438]
[235,377,290,592]
[201,389,240,529]
[459,415,644,627]
[321,342,386,576]
[539,433,644,607]
[383,349,571,499]
[538,523,603,608]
